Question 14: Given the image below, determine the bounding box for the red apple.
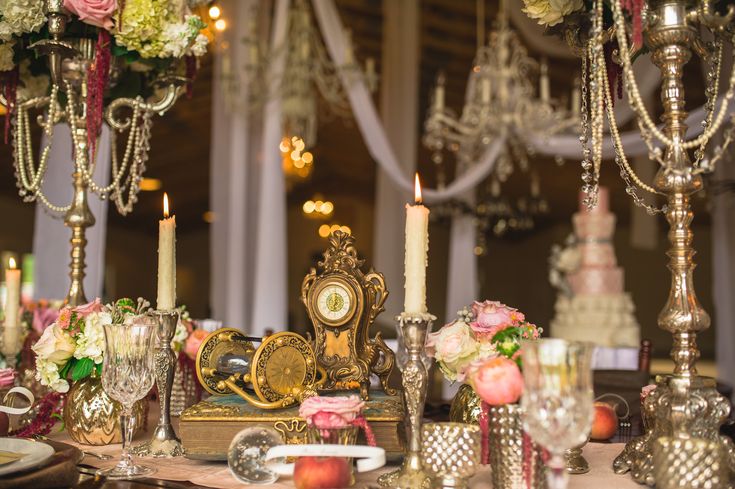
[293,456,352,489]
[590,401,618,441]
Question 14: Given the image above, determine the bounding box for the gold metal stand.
[612,1,735,483]
[378,313,435,489]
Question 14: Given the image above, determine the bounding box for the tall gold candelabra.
[567,0,735,484]
[10,0,183,305]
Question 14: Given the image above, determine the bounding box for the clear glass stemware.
[98,315,157,480]
[520,339,594,489]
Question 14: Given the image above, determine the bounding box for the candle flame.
[7,257,15,270]
[163,192,170,218]
[414,173,422,204]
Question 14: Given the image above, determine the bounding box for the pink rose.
[184,329,209,360]
[299,395,365,429]
[64,0,118,30]
[0,368,14,388]
[426,321,478,382]
[469,356,524,406]
[470,300,522,338]
[73,298,104,317]
[33,306,60,334]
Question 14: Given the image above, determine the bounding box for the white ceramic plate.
[0,438,55,477]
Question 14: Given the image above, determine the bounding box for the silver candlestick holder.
[379,312,436,489]
[133,310,184,457]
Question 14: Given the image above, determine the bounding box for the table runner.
[47,420,642,488]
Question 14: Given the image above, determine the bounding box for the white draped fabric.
[250,0,290,334]
[372,0,419,322]
[32,124,111,301]
[209,0,263,330]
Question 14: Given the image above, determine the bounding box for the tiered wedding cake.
[551,188,640,348]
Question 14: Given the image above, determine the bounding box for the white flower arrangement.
[32,298,150,393]
[521,0,584,27]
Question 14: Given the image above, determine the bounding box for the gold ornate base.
[613,375,735,485]
[377,454,430,489]
[565,444,589,475]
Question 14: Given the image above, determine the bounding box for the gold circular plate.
[251,332,317,403]
[196,328,255,396]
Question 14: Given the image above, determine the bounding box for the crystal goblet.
[520,339,594,489]
[98,316,157,480]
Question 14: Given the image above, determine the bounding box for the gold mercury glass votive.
[421,422,481,489]
[652,436,729,489]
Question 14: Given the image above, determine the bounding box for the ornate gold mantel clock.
[301,231,396,399]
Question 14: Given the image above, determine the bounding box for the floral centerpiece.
[29,297,150,444]
[32,297,150,393]
[0,0,212,146]
[427,300,544,489]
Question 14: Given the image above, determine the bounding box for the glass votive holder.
[652,436,727,489]
[306,425,359,445]
[421,422,482,489]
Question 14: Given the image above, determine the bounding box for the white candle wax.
[540,61,550,103]
[404,175,429,314]
[435,84,445,111]
[157,193,177,311]
[4,259,20,355]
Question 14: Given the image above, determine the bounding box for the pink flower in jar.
[63,0,118,30]
[184,329,209,360]
[299,395,365,429]
[470,300,521,338]
[468,356,524,406]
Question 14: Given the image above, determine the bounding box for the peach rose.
[469,356,524,406]
[299,395,365,429]
[184,329,209,360]
[64,0,117,30]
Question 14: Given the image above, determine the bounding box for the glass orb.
[227,426,283,485]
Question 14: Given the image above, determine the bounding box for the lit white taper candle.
[157,193,177,311]
[3,257,20,355]
[404,174,429,314]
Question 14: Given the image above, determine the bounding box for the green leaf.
[71,357,95,382]
[58,358,75,379]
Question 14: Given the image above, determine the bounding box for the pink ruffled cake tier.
[568,267,624,296]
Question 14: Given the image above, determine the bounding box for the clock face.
[315,282,354,325]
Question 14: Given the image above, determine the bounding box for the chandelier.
[222,0,376,150]
[423,0,570,247]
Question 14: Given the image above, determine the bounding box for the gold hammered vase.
[450,384,546,489]
[63,375,147,445]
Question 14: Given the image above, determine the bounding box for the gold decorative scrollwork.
[274,419,308,445]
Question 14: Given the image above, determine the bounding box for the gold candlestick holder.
[133,310,184,457]
[378,312,435,489]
